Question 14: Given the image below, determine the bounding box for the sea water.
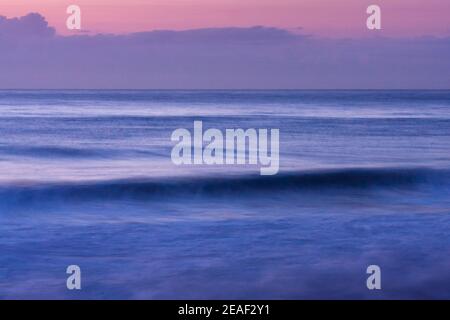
[0,90,449,299]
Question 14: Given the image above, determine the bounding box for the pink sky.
[1,0,449,37]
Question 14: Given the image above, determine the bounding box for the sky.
[0,0,449,37]
[0,2,449,89]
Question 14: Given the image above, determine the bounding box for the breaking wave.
[1,167,449,207]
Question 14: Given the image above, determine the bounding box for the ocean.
[0,90,449,299]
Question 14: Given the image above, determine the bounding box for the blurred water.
[0,90,449,299]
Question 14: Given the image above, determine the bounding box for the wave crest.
[0,167,448,208]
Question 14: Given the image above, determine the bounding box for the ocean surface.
[0,90,449,299]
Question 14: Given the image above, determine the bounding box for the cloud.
[128,26,301,44]
[0,13,449,89]
[0,13,55,39]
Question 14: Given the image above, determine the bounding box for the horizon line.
[1,88,449,91]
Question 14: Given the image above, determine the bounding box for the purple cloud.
[0,13,55,39]
[0,13,449,89]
